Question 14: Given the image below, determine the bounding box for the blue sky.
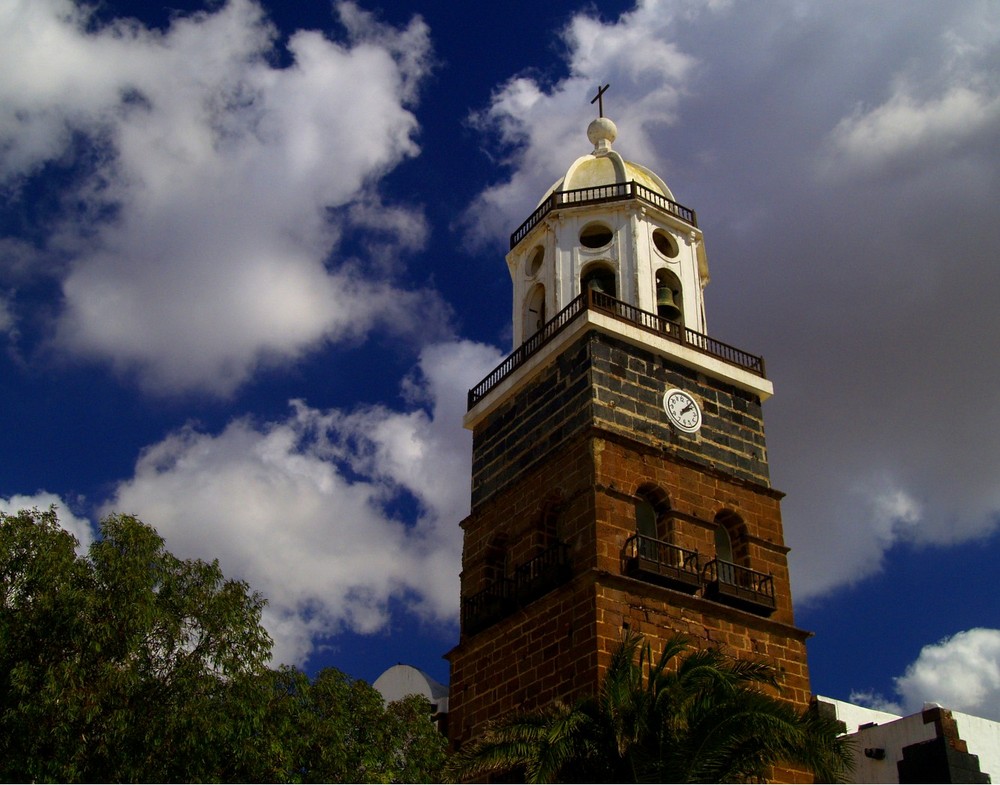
[2,0,999,719]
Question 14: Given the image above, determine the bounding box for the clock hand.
[680,402,694,415]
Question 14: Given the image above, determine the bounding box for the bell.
[587,277,606,294]
[656,283,682,320]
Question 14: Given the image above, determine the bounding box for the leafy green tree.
[255,666,447,783]
[0,507,273,782]
[384,693,450,783]
[0,507,447,783]
[446,632,852,783]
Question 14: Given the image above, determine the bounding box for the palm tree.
[445,633,852,783]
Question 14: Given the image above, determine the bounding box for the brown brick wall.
[448,575,601,747]
[593,432,796,624]
[451,329,813,782]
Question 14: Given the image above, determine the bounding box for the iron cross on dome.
[590,83,610,118]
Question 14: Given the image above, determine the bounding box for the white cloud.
[824,1,1000,178]
[0,492,95,554]
[461,0,1000,601]
[890,629,1000,721]
[826,87,1000,177]
[0,0,443,395]
[847,689,903,717]
[103,339,503,665]
[460,2,695,248]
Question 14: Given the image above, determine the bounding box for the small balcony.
[462,542,572,636]
[622,534,702,594]
[702,558,776,616]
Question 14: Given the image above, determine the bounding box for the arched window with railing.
[704,509,775,615]
[623,485,701,593]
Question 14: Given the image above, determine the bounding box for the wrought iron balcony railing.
[467,288,766,409]
[621,538,776,617]
[462,542,571,636]
[510,181,697,249]
[702,558,776,616]
[622,534,702,593]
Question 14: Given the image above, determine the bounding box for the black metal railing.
[512,541,572,604]
[511,181,697,249]
[622,534,701,593]
[702,558,776,615]
[462,542,571,635]
[461,578,515,636]
[467,294,587,409]
[467,289,766,409]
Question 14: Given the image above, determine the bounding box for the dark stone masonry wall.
[471,330,770,508]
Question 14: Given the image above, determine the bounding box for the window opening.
[580,223,613,249]
[527,246,544,277]
[652,228,679,258]
[523,284,546,339]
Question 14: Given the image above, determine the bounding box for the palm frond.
[446,634,853,784]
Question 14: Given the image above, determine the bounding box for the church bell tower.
[446,98,812,751]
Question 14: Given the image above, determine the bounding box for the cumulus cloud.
[894,629,1000,720]
[460,2,695,248]
[0,0,445,395]
[0,492,95,553]
[461,0,1000,600]
[827,87,1000,178]
[853,629,1000,721]
[103,339,503,665]
[825,2,1000,178]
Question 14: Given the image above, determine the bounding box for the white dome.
[537,116,675,207]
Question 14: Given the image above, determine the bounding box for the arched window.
[635,499,657,540]
[714,525,734,563]
[582,262,616,299]
[523,284,546,340]
[530,491,564,553]
[634,483,671,541]
[713,510,748,565]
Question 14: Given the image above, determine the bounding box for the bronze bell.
[656,283,682,320]
[587,277,606,294]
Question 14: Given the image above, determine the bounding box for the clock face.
[663,388,702,434]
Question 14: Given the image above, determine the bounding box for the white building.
[372,664,449,735]
[816,695,998,783]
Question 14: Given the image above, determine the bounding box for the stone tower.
[446,109,812,753]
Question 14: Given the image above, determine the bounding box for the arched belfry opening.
[655,268,683,322]
[523,283,546,340]
[581,261,616,299]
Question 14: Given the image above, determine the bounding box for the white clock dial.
[663,388,702,434]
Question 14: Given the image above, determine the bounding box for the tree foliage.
[0,508,446,783]
[256,666,447,783]
[446,632,853,784]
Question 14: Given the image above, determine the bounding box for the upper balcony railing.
[510,181,698,249]
[461,542,571,635]
[467,288,766,410]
